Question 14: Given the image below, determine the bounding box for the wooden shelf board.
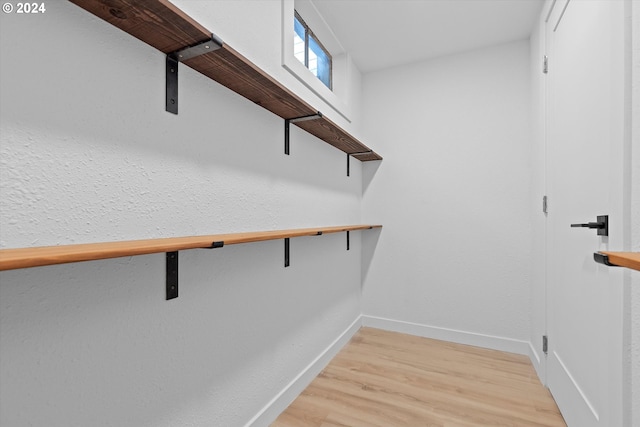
[352,151,384,161]
[186,45,317,120]
[68,0,211,54]
[69,0,382,161]
[0,225,382,271]
[599,251,640,272]
[295,116,383,160]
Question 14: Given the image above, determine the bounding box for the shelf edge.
[0,225,382,271]
[596,251,640,272]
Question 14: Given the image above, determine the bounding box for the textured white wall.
[360,41,532,350]
[0,2,368,426]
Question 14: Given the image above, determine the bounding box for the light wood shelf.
[597,251,640,272]
[68,0,382,162]
[0,225,381,271]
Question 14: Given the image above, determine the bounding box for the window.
[294,11,332,90]
[282,0,351,121]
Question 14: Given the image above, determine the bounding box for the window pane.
[308,45,318,75]
[293,16,306,65]
[309,35,331,89]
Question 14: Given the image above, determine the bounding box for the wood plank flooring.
[272,328,566,427]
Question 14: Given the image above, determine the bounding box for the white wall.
[0,2,370,426]
[360,41,532,353]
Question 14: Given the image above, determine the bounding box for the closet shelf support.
[284,112,323,155]
[347,151,373,176]
[284,238,290,267]
[166,251,179,300]
[166,35,224,114]
[594,252,619,267]
[166,240,225,300]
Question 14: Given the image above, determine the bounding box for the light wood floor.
[272,328,566,427]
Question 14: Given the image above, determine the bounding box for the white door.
[545,0,626,426]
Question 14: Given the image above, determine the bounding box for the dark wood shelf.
[0,225,382,271]
[69,0,382,161]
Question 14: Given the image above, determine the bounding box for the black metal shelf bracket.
[284,238,290,267]
[166,251,179,300]
[166,34,224,114]
[284,112,323,155]
[347,151,373,176]
[283,232,322,267]
[166,241,225,300]
[209,241,224,249]
[593,252,619,267]
[347,231,350,251]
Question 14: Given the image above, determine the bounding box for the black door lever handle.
[570,215,608,236]
[571,222,604,229]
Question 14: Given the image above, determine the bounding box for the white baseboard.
[362,315,531,355]
[245,315,362,427]
[529,341,547,385]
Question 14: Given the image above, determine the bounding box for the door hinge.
[543,195,548,213]
[543,55,548,74]
[543,335,548,354]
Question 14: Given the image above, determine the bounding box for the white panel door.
[545,0,626,426]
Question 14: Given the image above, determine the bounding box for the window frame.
[294,10,333,90]
[281,0,352,122]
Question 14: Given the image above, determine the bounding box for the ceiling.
[310,0,544,73]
